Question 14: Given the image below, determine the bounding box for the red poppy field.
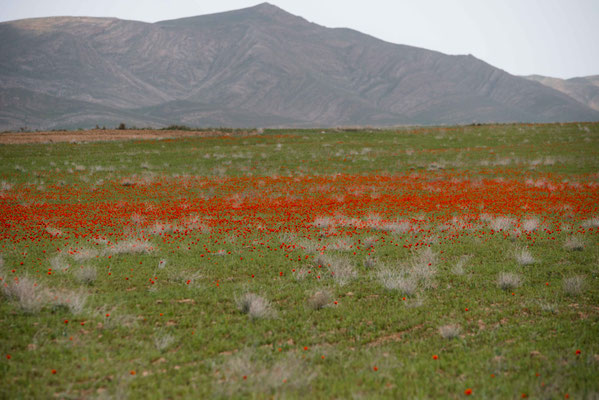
[1,124,598,398]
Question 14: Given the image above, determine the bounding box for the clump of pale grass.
[75,265,97,285]
[538,301,558,314]
[383,221,411,234]
[149,222,174,235]
[490,216,513,231]
[330,240,352,252]
[52,289,88,315]
[362,236,377,249]
[497,272,521,290]
[236,293,274,319]
[515,248,535,266]
[452,255,471,275]
[563,275,585,296]
[406,247,437,288]
[582,217,599,229]
[563,236,585,251]
[158,259,167,269]
[108,239,152,255]
[45,226,63,237]
[154,331,175,351]
[214,351,317,396]
[521,218,539,232]
[376,248,438,294]
[376,269,417,295]
[297,239,319,254]
[71,248,99,261]
[439,324,461,339]
[404,296,425,308]
[1,277,46,313]
[313,216,335,229]
[49,255,69,272]
[307,289,332,310]
[0,181,13,192]
[363,256,377,269]
[316,254,356,286]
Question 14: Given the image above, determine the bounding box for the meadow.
[1,123,598,399]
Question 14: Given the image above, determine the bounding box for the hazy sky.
[1,0,598,79]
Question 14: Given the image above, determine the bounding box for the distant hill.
[1,2,598,130]
[523,75,599,112]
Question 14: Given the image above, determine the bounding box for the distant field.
[1,123,598,399]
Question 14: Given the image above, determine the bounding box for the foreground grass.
[1,123,598,399]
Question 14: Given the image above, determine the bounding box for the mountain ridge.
[523,74,599,112]
[1,2,598,130]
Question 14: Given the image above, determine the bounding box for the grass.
[497,272,522,291]
[0,123,598,398]
[563,275,586,296]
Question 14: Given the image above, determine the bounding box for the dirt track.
[0,129,257,144]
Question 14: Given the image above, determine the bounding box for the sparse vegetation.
[236,293,274,319]
[439,324,461,339]
[497,272,522,290]
[75,265,97,285]
[307,289,332,310]
[564,236,585,251]
[563,275,586,296]
[377,268,418,295]
[0,124,598,398]
[515,248,535,266]
[1,277,45,313]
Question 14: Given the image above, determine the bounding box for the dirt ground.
[0,129,257,144]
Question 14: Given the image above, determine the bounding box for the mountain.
[523,75,599,112]
[1,3,598,130]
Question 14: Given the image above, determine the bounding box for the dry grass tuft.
[149,222,174,235]
[452,255,471,275]
[307,289,332,310]
[317,255,356,286]
[45,226,63,237]
[214,350,317,396]
[383,221,412,234]
[52,289,88,315]
[563,236,585,251]
[362,236,377,249]
[521,218,539,232]
[313,216,335,230]
[108,239,152,255]
[515,248,535,266]
[439,324,461,339]
[563,275,585,296]
[490,216,513,231]
[376,269,417,295]
[582,217,599,229]
[1,277,46,313]
[236,293,274,319]
[407,247,437,287]
[363,256,377,269]
[154,331,175,351]
[497,272,521,290]
[75,265,97,285]
[71,248,99,261]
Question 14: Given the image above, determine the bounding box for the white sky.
[1,0,598,79]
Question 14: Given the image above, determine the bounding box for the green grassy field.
[1,123,598,399]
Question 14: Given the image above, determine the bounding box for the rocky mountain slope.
[1,3,598,130]
[524,75,599,112]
